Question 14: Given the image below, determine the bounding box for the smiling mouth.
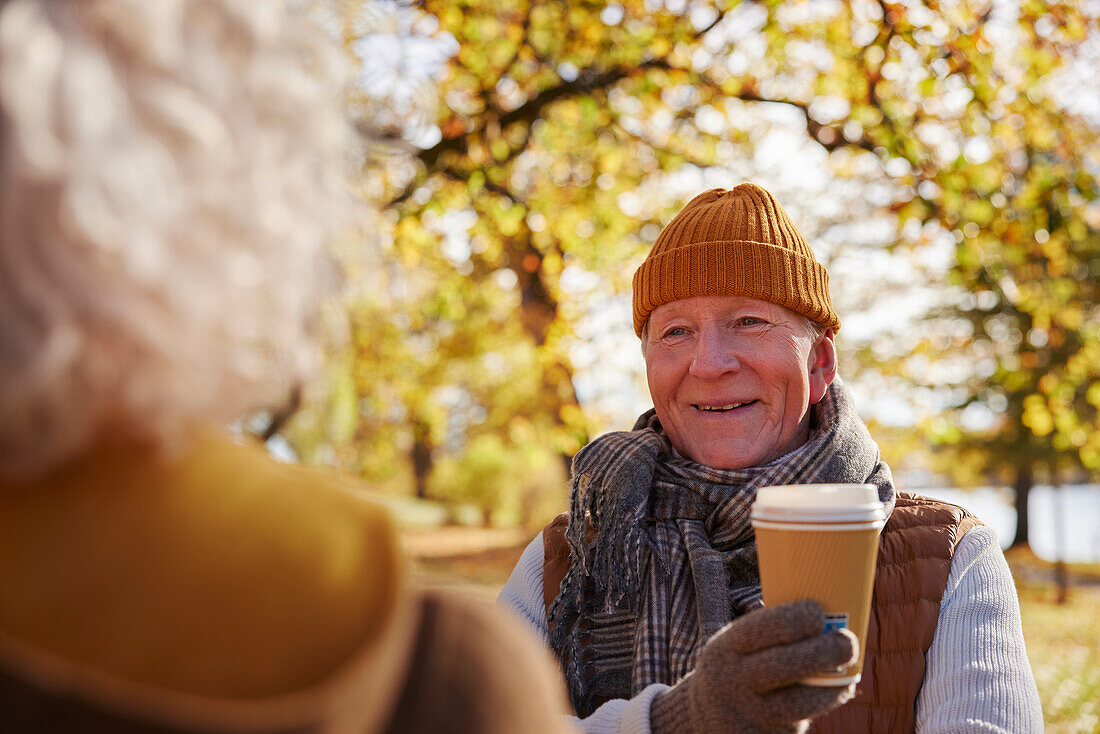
[694,400,757,412]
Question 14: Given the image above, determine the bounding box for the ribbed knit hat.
[631,183,839,336]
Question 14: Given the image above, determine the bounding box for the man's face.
[643,295,836,470]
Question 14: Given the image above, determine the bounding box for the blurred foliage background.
[280,0,1100,551]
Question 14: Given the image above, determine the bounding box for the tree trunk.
[410,421,434,500]
[1010,464,1033,549]
[1052,481,1070,605]
[507,231,589,471]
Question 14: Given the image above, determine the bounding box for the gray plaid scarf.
[547,377,896,716]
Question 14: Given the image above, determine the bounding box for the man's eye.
[739,317,765,327]
[663,326,687,338]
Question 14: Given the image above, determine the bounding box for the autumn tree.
[293,0,1099,537]
[825,2,1100,547]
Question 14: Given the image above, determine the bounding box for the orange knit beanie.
[631,183,840,336]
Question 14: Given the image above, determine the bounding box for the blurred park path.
[402,525,529,559]
[402,525,531,599]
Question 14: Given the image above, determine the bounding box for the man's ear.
[808,329,837,404]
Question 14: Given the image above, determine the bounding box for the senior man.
[501,184,1043,734]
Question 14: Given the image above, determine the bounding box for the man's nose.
[689,329,741,379]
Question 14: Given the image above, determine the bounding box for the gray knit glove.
[649,600,858,734]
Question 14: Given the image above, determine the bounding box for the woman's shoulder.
[188,431,400,547]
[0,430,410,700]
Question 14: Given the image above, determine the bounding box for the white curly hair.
[0,0,357,478]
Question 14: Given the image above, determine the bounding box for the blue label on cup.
[823,613,849,633]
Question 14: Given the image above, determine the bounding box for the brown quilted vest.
[542,492,981,733]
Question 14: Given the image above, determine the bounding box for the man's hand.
[650,600,858,734]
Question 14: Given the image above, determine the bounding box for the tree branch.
[415,58,674,172]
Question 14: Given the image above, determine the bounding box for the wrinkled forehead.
[648,295,801,324]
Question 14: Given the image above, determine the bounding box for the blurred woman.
[0,1,572,731]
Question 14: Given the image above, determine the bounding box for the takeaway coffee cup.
[750,483,886,686]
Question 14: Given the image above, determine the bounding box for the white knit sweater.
[499,524,1043,734]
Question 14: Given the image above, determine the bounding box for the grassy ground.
[1018,582,1100,733]
[1007,547,1100,734]
[402,527,1100,732]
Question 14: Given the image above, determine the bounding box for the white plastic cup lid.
[751,483,885,524]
